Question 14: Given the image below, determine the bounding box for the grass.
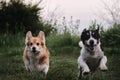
[0,46,79,80]
[0,34,120,80]
[0,46,120,80]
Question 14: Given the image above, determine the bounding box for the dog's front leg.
[23,58,30,71]
[99,56,108,71]
[43,65,49,77]
[78,57,90,76]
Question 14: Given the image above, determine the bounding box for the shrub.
[0,0,55,35]
[101,24,120,47]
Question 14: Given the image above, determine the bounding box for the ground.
[0,46,120,80]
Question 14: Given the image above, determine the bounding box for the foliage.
[0,0,55,35]
[46,33,79,54]
[101,24,120,47]
[0,23,120,80]
[0,33,24,47]
[88,22,120,47]
[0,32,80,80]
[51,16,80,35]
[88,21,120,47]
[0,40,120,80]
[46,33,79,53]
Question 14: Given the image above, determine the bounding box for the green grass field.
[0,46,120,80]
[0,34,120,80]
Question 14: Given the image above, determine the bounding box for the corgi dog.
[23,31,50,76]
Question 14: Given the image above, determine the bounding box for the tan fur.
[23,31,50,76]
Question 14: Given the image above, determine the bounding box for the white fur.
[24,59,30,71]
[24,52,49,73]
[79,41,83,48]
[38,64,49,75]
[99,56,108,70]
[78,41,108,76]
[86,31,97,46]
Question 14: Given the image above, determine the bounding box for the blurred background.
[0,0,120,80]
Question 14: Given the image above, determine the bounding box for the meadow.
[0,33,120,80]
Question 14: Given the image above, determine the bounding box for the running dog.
[23,31,50,77]
[77,26,108,80]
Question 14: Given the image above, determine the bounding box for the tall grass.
[0,33,24,48]
[46,33,79,54]
[0,23,120,80]
[0,32,80,55]
[0,33,80,80]
[101,24,120,47]
[0,32,120,80]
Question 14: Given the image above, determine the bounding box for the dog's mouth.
[86,44,97,51]
[32,50,40,55]
[89,46,94,51]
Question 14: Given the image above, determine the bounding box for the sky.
[42,0,106,28]
[24,0,111,31]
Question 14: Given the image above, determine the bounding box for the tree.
[0,0,55,35]
[99,0,120,25]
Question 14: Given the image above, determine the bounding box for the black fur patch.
[81,29,100,45]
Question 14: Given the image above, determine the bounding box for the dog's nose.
[90,40,94,46]
[32,47,36,52]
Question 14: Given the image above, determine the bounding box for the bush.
[101,24,120,47]
[0,0,55,35]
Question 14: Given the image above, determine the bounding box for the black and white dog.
[77,26,108,80]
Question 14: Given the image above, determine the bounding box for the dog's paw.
[100,66,108,72]
[100,68,108,72]
[83,72,90,75]
[82,69,90,76]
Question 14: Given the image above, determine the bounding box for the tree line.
[0,0,55,35]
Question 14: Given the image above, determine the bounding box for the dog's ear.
[96,24,100,32]
[81,28,86,42]
[25,31,32,44]
[83,28,86,32]
[38,31,45,44]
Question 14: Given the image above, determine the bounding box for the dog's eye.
[86,33,89,35]
[30,43,33,46]
[41,42,44,46]
[36,43,39,46]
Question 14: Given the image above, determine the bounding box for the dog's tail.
[78,41,83,48]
